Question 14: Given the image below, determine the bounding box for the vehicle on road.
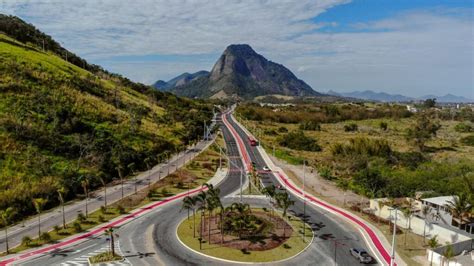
[349,248,373,263]
[262,166,271,171]
[248,136,259,146]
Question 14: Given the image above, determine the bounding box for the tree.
[262,185,276,220]
[0,207,16,254]
[182,196,194,220]
[421,205,431,243]
[379,121,388,131]
[423,98,436,108]
[104,227,116,256]
[57,186,68,229]
[80,176,90,217]
[405,115,441,152]
[443,244,454,266]
[445,193,472,229]
[33,198,47,238]
[276,192,294,237]
[428,236,439,266]
[401,207,413,248]
[98,174,108,209]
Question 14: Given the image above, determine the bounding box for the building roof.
[422,196,456,206]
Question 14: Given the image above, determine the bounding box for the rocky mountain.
[153,70,209,91]
[169,44,320,99]
[327,90,473,103]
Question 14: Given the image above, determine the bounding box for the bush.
[77,213,87,223]
[299,121,321,131]
[331,137,392,157]
[98,215,106,223]
[117,205,126,214]
[100,205,107,214]
[22,236,32,247]
[277,126,288,133]
[161,187,170,196]
[53,225,61,234]
[319,167,334,180]
[40,232,52,243]
[379,121,388,131]
[460,135,474,146]
[202,162,213,170]
[264,129,278,135]
[454,122,473,133]
[344,123,358,132]
[278,131,321,152]
[73,221,82,233]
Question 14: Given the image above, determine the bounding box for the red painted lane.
[1,186,208,266]
[223,113,393,266]
[222,113,251,172]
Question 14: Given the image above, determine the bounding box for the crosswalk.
[60,241,130,265]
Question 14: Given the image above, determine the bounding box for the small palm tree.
[79,176,90,217]
[427,235,439,266]
[98,175,108,209]
[57,186,67,229]
[443,244,454,266]
[401,207,413,248]
[33,198,47,238]
[182,196,194,220]
[421,205,431,243]
[104,227,116,256]
[0,207,16,254]
[445,193,472,229]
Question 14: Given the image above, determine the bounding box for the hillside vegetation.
[237,103,474,200]
[0,32,212,220]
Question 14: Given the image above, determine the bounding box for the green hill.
[0,26,212,218]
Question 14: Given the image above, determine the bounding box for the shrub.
[460,135,474,146]
[22,236,32,247]
[379,121,388,131]
[319,167,334,180]
[344,123,358,132]
[202,162,213,170]
[277,126,288,133]
[454,122,473,133]
[98,215,106,223]
[100,205,107,214]
[176,181,185,189]
[40,232,52,243]
[264,129,278,135]
[73,221,82,233]
[77,213,87,223]
[161,187,169,196]
[53,225,61,234]
[117,205,126,214]
[299,121,321,131]
[331,137,392,158]
[278,131,321,152]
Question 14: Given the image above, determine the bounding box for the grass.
[177,209,313,263]
[89,251,123,264]
[2,134,226,255]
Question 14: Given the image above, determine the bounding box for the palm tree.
[196,191,208,238]
[33,198,47,238]
[104,227,116,256]
[230,202,251,239]
[80,176,90,217]
[0,207,16,254]
[57,186,67,229]
[401,207,412,248]
[182,196,194,220]
[427,235,439,266]
[276,192,294,237]
[421,205,431,244]
[98,175,108,209]
[262,185,276,220]
[128,162,138,194]
[445,193,472,229]
[206,196,216,243]
[443,244,454,266]
[116,165,125,199]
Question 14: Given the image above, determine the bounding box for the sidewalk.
[0,135,216,254]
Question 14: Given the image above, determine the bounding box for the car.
[262,166,271,171]
[349,248,373,263]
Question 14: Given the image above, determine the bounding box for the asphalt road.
[17,113,378,265]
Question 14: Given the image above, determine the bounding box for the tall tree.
[105,227,116,256]
[445,193,472,229]
[57,186,67,229]
[33,198,47,238]
[406,114,441,152]
[0,207,16,254]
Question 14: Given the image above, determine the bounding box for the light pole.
[303,160,306,242]
[389,207,398,266]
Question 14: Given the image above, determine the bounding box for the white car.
[349,248,373,263]
[262,166,271,171]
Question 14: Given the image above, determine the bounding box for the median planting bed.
[177,208,313,263]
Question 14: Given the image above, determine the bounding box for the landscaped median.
[177,208,313,263]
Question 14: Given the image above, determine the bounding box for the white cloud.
[1,0,472,98]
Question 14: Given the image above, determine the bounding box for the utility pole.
[42,39,45,52]
[303,160,306,242]
[240,169,243,203]
[390,208,398,266]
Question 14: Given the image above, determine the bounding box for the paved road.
[0,135,216,254]
[13,112,378,265]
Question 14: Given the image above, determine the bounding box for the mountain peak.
[223,44,258,57]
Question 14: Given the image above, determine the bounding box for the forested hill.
[0,16,213,219]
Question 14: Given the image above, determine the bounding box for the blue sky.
[1,0,473,98]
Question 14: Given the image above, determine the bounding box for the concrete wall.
[369,199,471,244]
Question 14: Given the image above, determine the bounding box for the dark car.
[349,248,373,263]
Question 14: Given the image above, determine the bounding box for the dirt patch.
[199,211,293,251]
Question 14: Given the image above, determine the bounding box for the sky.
[1,0,473,98]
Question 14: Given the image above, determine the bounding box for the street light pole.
[303,160,306,242]
[390,208,398,266]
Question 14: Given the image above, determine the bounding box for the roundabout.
[176,206,314,263]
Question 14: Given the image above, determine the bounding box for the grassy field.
[2,134,225,255]
[177,209,313,263]
[89,251,123,264]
